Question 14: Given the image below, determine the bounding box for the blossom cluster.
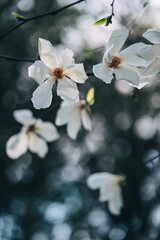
[6,28,160,215]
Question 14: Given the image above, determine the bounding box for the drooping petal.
[6,132,28,159]
[35,119,60,142]
[99,184,115,202]
[142,58,160,76]
[107,28,129,56]
[55,101,77,126]
[134,76,150,89]
[87,173,124,215]
[108,186,123,215]
[13,109,35,125]
[93,63,113,84]
[59,48,75,68]
[67,109,81,139]
[119,42,148,67]
[115,64,140,86]
[31,77,54,109]
[87,173,116,190]
[38,38,58,69]
[57,77,79,102]
[28,133,48,158]
[137,45,160,61]
[64,64,88,83]
[81,109,92,131]
[28,60,52,85]
[143,28,160,44]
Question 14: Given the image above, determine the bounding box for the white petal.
[64,64,88,83]
[55,101,77,126]
[13,109,35,125]
[35,119,60,142]
[115,64,140,86]
[93,63,113,83]
[108,186,123,215]
[134,76,150,89]
[137,45,160,61]
[81,109,92,131]
[59,48,75,68]
[99,185,115,202]
[31,78,54,109]
[67,109,81,139]
[103,43,114,63]
[38,38,58,69]
[143,28,160,44]
[28,133,48,158]
[142,58,160,76]
[107,28,129,56]
[87,173,116,190]
[28,60,52,85]
[119,43,148,67]
[6,132,28,159]
[57,78,79,102]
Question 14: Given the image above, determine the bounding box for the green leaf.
[130,93,139,102]
[12,12,25,21]
[85,49,94,59]
[87,88,95,106]
[93,15,112,27]
[93,17,108,26]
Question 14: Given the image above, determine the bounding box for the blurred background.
[0,0,160,239]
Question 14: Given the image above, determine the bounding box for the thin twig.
[111,0,116,7]
[126,154,160,179]
[0,55,34,62]
[0,0,85,41]
[0,54,93,77]
[111,0,116,16]
[138,154,160,168]
[104,0,116,26]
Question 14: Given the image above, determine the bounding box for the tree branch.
[0,0,85,41]
[111,0,116,16]
[0,55,34,62]
[0,54,94,76]
[126,154,160,179]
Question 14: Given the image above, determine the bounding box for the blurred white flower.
[93,28,149,88]
[28,38,88,109]
[6,109,59,159]
[87,172,125,215]
[55,88,94,140]
[137,28,160,77]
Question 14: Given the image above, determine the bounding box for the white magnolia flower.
[137,28,160,77]
[55,88,94,140]
[28,38,88,109]
[93,28,149,88]
[6,109,59,159]
[87,172,125,215]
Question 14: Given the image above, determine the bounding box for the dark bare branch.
[0,0,85,41]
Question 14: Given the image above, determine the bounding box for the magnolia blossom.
[93,28,149,88]
[28,38,88,109]
[55,100,92,140]
[137,28,160,77]
[6,109,59,159]
[87,172,125,215]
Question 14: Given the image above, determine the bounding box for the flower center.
[27,124,36,133]
[78,100,87,110]
[108,56,121,68]
[52,67,64,79]
[116,176,126,186]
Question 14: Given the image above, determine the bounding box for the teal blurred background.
[0,0,160,239]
